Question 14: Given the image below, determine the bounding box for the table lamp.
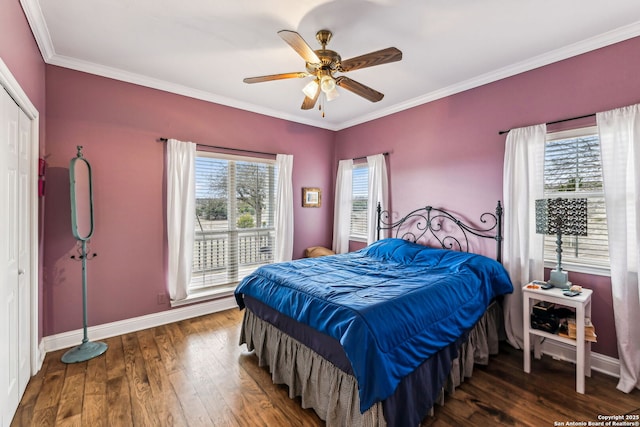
[535,198,588,289]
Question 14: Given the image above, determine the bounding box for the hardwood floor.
[12,308,640,426]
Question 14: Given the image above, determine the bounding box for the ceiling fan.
[243,30,402,113]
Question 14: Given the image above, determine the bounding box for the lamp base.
[548,269,571,290]
[61,340,108,363]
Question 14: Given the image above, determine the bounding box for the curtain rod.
[351,152,390,161]
[158,137,279,157]
[498,113,596,135]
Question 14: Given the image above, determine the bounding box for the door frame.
[0,57,41,375]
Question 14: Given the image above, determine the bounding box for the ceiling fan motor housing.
[306,49,341,73]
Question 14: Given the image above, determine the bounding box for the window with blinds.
[543,126,609,272]
[191,152,277,293]
[350,163,369,240]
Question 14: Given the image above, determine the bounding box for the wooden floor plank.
[31,358,66,415]
[136,328,189,426]
[81,355,108,427]
[24,407,57,427]
[12,308,640,426]
[121,332,161,426]
[10,358,47,427]
[54,372,85,424]
[104,336,125,381]
[153,319,215,426]
[165,369,214,427]
[165,319,241,427]
[105,376,133,426]
[103,335,134,426]
[192,313,303,427]
[177,317,258,426]
[153,324,184,375]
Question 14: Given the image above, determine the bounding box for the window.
[191,152,278,294]
[350,163,368,240]
[543,126,609,274]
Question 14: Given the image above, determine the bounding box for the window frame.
[543,126,610,277]
[189,150,278,298]
[349,162,369,242]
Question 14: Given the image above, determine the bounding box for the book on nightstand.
[558,317,597,342]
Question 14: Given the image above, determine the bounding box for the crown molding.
[48,53,340,130]
[19,0,640,131]
[339,21,640,130]
[20,0,55,61]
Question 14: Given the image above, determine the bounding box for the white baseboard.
[42,295,237,354]
[37,340,45,370]
[540,339,620,378]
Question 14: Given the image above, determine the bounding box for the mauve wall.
[335,36,640,359]
[0,0,46,119]
[43,66,335,336]
[0,0,47,340]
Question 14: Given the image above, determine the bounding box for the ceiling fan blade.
[335,76,384,102]
[278,30,321,64]
[340,47,402,72]
[243,72,308,84]
[301,85,321,110]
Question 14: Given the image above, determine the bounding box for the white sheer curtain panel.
[332,159,353,254]
[366,154,389,244]
[274,154,294,262]
[502,124,546,349]
[166,139,196,302]
[597,104,640,393]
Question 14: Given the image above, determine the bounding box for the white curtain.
[502,125,546,349]
[597,104,640,393]
[332,159,353,254]
[366,154,389,244]
[274,154,294,262]
[166,139,196,302]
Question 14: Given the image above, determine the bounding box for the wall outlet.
[157,293,168,305]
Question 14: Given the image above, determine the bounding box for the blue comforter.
[235,238,513,412]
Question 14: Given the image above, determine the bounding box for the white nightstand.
[522,285,593,394]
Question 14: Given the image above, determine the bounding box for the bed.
[235,202,513,426]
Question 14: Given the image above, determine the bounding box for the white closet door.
[1,84,19,427]
[0,85,31,427]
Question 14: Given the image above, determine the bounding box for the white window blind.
[543,127,610,271]
[350,163,368,239]
[192,152,277,293]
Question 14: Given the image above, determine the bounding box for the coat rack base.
[61,340,108,363]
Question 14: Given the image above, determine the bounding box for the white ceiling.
[22,0,640,131]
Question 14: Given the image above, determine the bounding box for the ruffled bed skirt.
[239,300,504,427]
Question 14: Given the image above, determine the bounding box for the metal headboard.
[376,201,504,263]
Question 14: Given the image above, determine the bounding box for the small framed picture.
[302,187,321,208]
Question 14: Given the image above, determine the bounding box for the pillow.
[304,246,336,258]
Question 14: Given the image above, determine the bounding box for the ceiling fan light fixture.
[302,79,319,98]
[320,75,336,93]
[325,87,339,101]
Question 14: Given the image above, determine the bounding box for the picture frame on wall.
[302,187,321,208]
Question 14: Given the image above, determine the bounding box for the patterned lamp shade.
[535,197,588,289]
[535,198,588,237]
